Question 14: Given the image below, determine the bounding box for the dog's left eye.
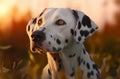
[38,18,42,25]
[55,19,66,25]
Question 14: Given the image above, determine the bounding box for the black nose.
[31,30,46,43]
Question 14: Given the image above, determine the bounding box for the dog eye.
[55,19,66,25]
[38,18,42,25]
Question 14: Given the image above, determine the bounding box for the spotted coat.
[26,8,100,79]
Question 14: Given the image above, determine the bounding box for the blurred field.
[0,0,120,79]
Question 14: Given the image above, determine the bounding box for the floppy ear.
[26,8,47,34]
[72,10,98,44]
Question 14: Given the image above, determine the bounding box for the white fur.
[26,8,100,79]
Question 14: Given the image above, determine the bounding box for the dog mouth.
[31,41,62,54]
[31,42,48,54]
[33,47,47,54]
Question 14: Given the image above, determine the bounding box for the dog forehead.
[42,8,73,19]
[56,9,74,19]
[55,8,72,15]
[42,8,56,17]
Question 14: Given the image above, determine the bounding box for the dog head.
[26,8,98,53]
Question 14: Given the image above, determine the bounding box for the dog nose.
[31,30,46,43]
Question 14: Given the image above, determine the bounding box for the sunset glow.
[0,0,120,31]
[0,0,104,29]
[0,0,16,16]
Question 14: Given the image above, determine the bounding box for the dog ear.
[71,10,98,44]
[26,8,47,33]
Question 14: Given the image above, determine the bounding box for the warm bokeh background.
[0,0,120,79]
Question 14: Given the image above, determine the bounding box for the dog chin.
[31,46,48,54]
[30,42,46,54]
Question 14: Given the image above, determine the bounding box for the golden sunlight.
[0,0,16,31]
[0,5,9,17]
[0,0,16,16]
[0,0,119,31]
[0,0,104,28]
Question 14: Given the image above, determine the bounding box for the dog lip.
[31,41,42,52]
[31,43,48,54]
[31,46,47,54]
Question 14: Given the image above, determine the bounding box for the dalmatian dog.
[26,8,100,79]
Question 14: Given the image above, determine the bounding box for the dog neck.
[46,40,83,77]
[62,40,83,57]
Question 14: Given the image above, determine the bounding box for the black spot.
[69,53,76,58]
[65,39,68,43]
[42,27,46,31]
[93,64,98,70]
[78,36,81,41]
[77,56,81,65]
[74,31,77,36]
[71,29,74,35]
[80,58,83,65]
[48,41,51,45]
[83,49,86,54]
[93,64,99,74]
[83,60,85,65]
[86,63,90,69]
[56,39,61,45]
[78,21,81,29]
[87,72,91,78]
[32,18,37,24]
[72,10,79,21]
[28,25,30,31]
[90,28,95,33]
[91,71,94,75]
[50,35,53,38]
[80,30,89,37]
[82,15,92,28]
[95,27,98,29]
[58,63,62,71]
[70,71,75,77]
[48,69,51,76]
